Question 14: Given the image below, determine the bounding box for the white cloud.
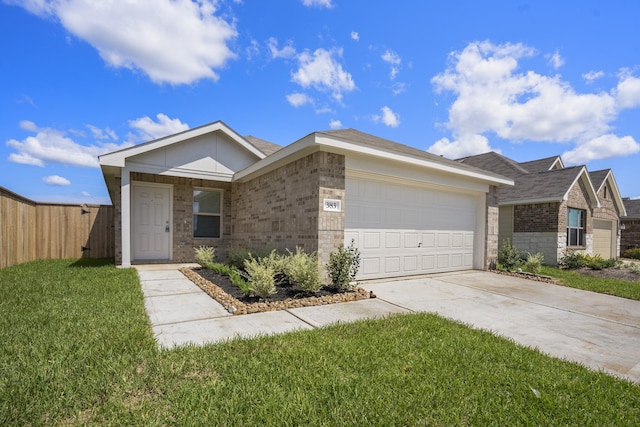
[391,82,407,95]
[43,175,71,186]
[286,92,313,108]
[329,119,342,129]
[583,70,604,84]
[546,50,564,69]
[13,0,237,85]
[374,106,400,128]
[268,37,297,59]
[382,49,401,80]
[127,113,189,142]
[302,0,333,8]
[429,40,640,162]
[87,124,117,141]
[428,134,494,159]
[6,114,185,168]
[562,134,640,164]
[351,31,359,41]
[292,48,356,102]
[615,72,640,109]
[81,191,91,197]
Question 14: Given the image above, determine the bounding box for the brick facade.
[231,151,346,268]
[621,219,640,253]
[513,203,560,233]
[593,181,622,257]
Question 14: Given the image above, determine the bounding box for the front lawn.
[540,265,640,301]
[1,259,639,425]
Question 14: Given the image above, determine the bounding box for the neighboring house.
[457,152,626,265]
[99,121,512,280]
[621,198,640,253]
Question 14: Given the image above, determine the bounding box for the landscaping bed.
[575,265,640,282]
[181,267,371,315]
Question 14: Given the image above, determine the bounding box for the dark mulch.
[576,266,640,282]
[194,268,350,303]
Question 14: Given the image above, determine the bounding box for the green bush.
[623,247,640,260]
[560,250,617,270]
[283,247,323,293]
[207,262,252,295]
[226,247,274,270]
[525,252,544,275]
[244,255,276,299]
[194,246,215,267]
[498,240,522,272]
[327,240,361,290]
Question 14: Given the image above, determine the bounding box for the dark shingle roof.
[519,156,562,173]
[457,151,528,178]
[622,198,640,219]
[319,129,509,181]
[499,166,585,203]
[589,169,610,191]
[244,135,282,156]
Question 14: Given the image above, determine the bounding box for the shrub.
[586,255,617,270]
[283,247,323,293]
[560,250,617,270]
[525,252,544,275]
[327,240,361,290]
[624,248,640,260]
[498,240,522,272]
[244,255,276,299]
[226,247,276,270]
[207,262,251,295]
[194,246,215,267]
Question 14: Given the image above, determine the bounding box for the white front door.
[132,183,171,261]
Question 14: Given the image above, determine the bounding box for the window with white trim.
[193,189,221,238]
[566,208,585,247]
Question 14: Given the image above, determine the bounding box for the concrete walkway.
[136,266,640,383]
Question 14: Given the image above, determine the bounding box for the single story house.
[99,121,513,280]
[621,198,640,253]
[457,152,627,265]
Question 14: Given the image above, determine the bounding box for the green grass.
[540,265,640,301]
[2,259,640,425]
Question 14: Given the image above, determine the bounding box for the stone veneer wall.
[558,178,594,260]
[231,151,346,269]
[129,173,232,263]
[485,185,499,269]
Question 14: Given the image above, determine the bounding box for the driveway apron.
[362,271,640,383]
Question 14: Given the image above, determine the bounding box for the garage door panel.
[346,177,479,280]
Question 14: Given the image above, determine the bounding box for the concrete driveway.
[362,271,640,383]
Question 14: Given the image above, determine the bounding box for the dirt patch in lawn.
[575,267,640,282]
[180,267,371,315]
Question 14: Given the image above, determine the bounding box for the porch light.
[620,223,626,230]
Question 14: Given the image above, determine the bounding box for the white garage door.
[345,177,478,280]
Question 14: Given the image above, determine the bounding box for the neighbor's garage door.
[593,219,614,259]
[345,176,478,280]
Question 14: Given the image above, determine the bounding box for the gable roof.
[499,166,599,206]
[622,198,640,219]
[589,169,627,216]
[244,135,282,156]
[235,128,513,186]
[458,151,601,207]
[99,120,267,168]
[519,155,564,173]
[457,151,528,178]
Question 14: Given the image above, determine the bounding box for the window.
[193,190,221,238]
[566,208,585,247]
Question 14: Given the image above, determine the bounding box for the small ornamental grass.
[194,245,215,266]
[524,252,544,275]
[244,254,277,299]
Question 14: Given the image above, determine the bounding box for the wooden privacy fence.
[0,187,114,269]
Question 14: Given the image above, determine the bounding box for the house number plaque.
[323,199,342,212]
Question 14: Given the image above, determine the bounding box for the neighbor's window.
[566,208,585,247]
[193,190,221,238]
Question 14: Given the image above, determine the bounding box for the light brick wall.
[560,179,594,256]
[513,232,561,265]
[593,181,622,257]
[231,151,346,268]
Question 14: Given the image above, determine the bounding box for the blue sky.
[2,0,640,204]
